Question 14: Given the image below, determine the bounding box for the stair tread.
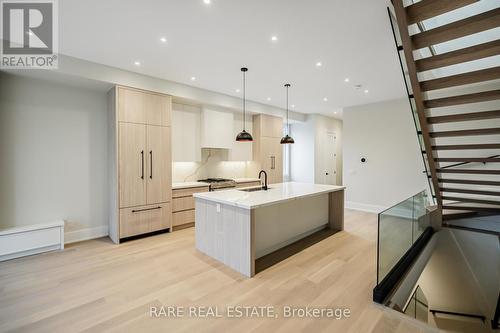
[427,110,500,124]
[442,196,500,206]
[438,179,500,186]
[433,144,500,150]
[416,40,500,72]
[441,188,500,196]
[435,157,500,163]
[411,7,500,49]
[437,169,500,175]
[420,66,500,92]
[424,90,500,108]
[430,127,500,137]
[442,205,500,212]
[406,0,479,25]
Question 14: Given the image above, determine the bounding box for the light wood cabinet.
[146,126,171,204]
[119,203,171,238]
[254,114,283,138]
[117,86,171,126]
[171,186,209,230]
[109,86,172,243]
[119,123,147,208]
[253,114,283,184]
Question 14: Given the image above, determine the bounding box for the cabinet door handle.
[271,156,275,169]
[141,150,144,179]
[149,150,153,179]
[132,206,162,213]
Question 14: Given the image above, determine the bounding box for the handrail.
[387,7,436,204]
[402,285,428,313]
[492,292,500,329]
[430,309,486,322]
[440,154,500,169]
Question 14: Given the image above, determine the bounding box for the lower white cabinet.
[0,221,64,261]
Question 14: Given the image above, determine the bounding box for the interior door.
[324,132,337,185]
[146,125,171,204]
[119,123,147,208]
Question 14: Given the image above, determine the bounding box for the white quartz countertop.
[172,182,210,190]
[193,182,345,209]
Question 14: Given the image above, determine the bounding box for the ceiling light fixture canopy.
[236,67,253,142]
[280,83,295,144]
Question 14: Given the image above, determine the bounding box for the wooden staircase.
[392,0,500,221]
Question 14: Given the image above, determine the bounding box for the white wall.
[4,54,306,123]
[343,98,428,212]
[313,114,343,185]
[290,118,315,183]
[290,114,343,185]
[0,73,109,242]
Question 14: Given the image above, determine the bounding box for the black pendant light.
[280,83,295,144]
[236,67,253,142]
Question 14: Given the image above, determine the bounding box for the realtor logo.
[1,0,58,68]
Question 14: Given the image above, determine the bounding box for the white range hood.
[201,107,234,149]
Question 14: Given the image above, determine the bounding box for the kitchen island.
[193,182,345,277]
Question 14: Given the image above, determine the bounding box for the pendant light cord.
[242,69,246,131]
[286,84,290,135]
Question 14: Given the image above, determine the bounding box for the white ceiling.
[59,0,405,117]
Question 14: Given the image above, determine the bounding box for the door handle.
[132,206,161,213]
[149,151,153,179]
[141,150,144,179]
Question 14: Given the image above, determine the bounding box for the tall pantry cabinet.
[253,114,284,184]
[108,86,172,243]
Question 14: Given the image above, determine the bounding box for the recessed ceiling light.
[334,111,337,114]
[291,104,295,108]
[364,89,369,94]
[190,76,196,81]
[323,97,328,102]
[271,35,278,42]
[236,89,240,93]
[344,78,350,83]
[267,97,271,101]
[134,61,141,66]
[203,0,211,4]
[160,37,167,43]
[316,62,322,67]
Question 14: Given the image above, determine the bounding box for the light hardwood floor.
[0,210,434,333]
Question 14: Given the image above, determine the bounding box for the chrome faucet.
[259,170,268,190]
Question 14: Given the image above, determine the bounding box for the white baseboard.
[65,225,109,244]
[345,201,386,214]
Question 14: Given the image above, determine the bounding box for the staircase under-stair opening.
[390,0,500,226]
[372,1,500,332]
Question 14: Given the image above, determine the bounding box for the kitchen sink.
[239,187,268,192]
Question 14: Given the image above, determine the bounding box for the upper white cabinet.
[201,108,234,149]
[228,113,253,161]
[171,104,201,162]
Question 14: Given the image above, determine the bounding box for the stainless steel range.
[198,178,236,191]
